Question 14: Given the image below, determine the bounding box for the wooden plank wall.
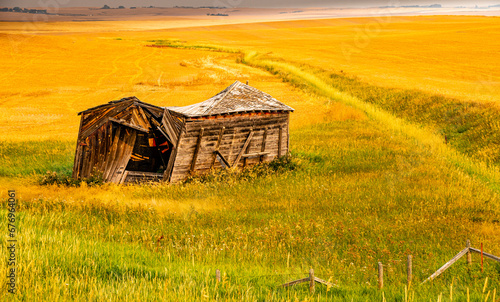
[73,121,139,183]
[73,120,114,179]
[73,103,161,182]
[106,128,137,183]
[169,112,290,182]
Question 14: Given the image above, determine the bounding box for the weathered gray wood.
[407,255,412,288]
[157,105,291,182]
[281,271,336,290]
[98,126,108,172]
[103,126,122,181]
[175,144,277,169]
[278,126,283,157]
[214,150,231,168]
[179,135,278,154]
[179,130,278,148]
[99,122,113,173]
[162,109,180,145]
[109,117,148,133]
[260,128,268,162]
[233,130,254,167]
[123,171,163,183]
[80,101,133,139]
[280,277,310,288]
[313,277,335,287]
[164,127,185,182]
[148,116,172,146]
[309,269,315,293]
[184,117,288,133]
[89,134,97,173]
[242,152,270,158]
[129,106,147,130]
[81,139,91,178]
[378,262,383,289]
[422,247,470,284]
[470,248,500,262]
[72,113,85,179]
[73,145,83,178]
[92,129,102,173]
[190,128,204,172]
[243,130,253,167]
[119,170,129,184]
[185,113,286,124]
[216,269,221,283]
[79,101,117,116]
[136,105,153,129]
[81,106,113,131]
[286,113,290,153]
[467,240,472,265]
[110,130,137,183]
[211,127,225,168]
[134,102,164,118]
[114,109,133,124]
[107,130,128,182]
[108,129,132,183]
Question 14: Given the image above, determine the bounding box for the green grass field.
[2,90,500,300]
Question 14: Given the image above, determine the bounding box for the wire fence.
[206,240,500,293]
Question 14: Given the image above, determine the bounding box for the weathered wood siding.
[73,120,139,183]
[72,99,164,183]
[169,112,290,182]
[73,116,114,179]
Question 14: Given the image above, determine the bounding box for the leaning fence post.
[216,269,221,283]
[378,262,384,289]
[466,239,472,265]
[407,255,412,288]
[481,243,484,272]
[309,268,315,293]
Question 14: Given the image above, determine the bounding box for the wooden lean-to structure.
[72,81,294,183]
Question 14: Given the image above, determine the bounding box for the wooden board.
[109,129,137,183]
[190,128,204,172]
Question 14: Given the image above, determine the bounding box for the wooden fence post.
[309,268,315,294]
[422,248,470,284]
[467,239,471,265]
[407,255,412,288]
[481,243,484,272]
[378,262,384,289]
[216,269,221,283]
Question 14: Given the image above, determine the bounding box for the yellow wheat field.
[0,15,499,141]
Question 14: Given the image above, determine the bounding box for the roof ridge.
[204,81,241,115]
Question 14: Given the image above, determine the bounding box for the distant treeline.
[0,7,48,14]
[175,6,228,9]
[100,5,154,9]
[379,4,442,8]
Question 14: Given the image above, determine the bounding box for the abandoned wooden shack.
[72,81,294,183]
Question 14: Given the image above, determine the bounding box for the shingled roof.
[168,81,294,117]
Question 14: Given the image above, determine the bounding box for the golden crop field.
[1,15,499,140]
[1,14,500,301]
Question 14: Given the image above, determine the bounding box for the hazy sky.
[2,0,500,8]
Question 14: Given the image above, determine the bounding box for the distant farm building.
[72,81,294,183]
